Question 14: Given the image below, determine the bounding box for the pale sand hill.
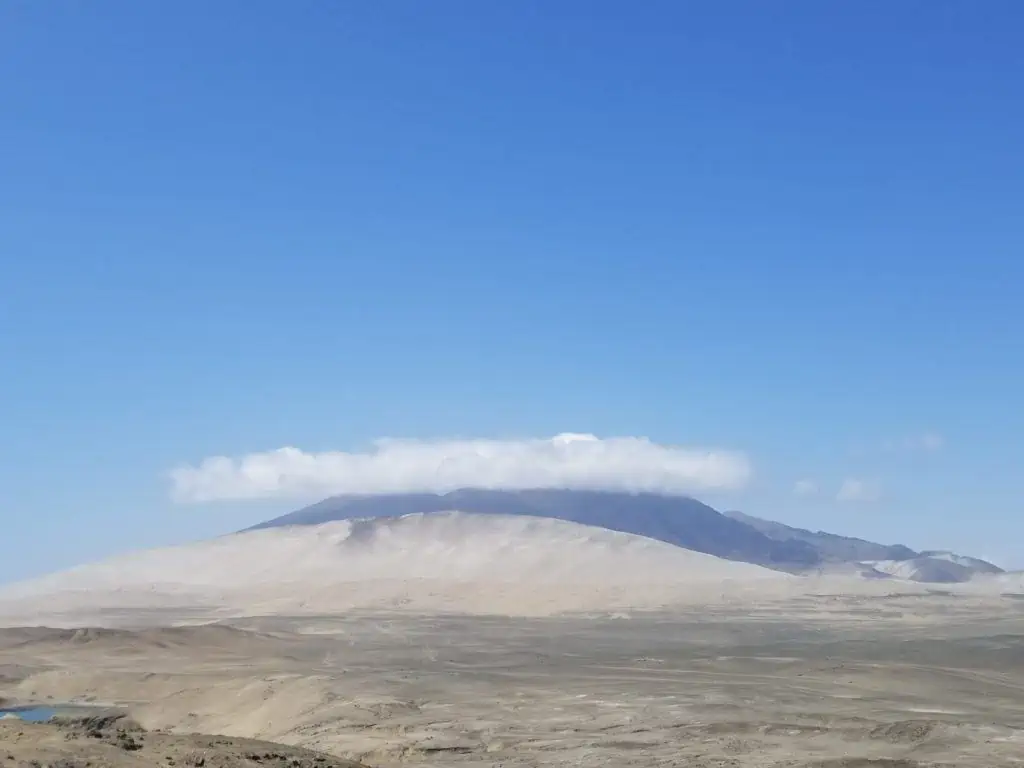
[0,511,958,624]
[960,570,1024,594]
[0,512,801,621]
[4,511,786,589]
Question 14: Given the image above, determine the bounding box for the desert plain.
[2,589,1024,768]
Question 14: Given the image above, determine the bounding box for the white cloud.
[169,433,753,503]
[793,479,818,497]
[881,431,945,453]
[836,478,880,503]
[917,432,945,451]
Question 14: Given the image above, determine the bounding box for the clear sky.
[2,1,1022,583]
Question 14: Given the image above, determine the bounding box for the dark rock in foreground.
[0,714,366,768]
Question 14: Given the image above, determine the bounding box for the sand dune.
[3,511,786,588]
[960,570,1024,594]
[8,511,997,624]
[0,512,795,621]
[866,557,979,583]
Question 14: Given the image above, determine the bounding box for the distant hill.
[865,557,980,584]
[918,550,1004,574]
[252,489,1001,583]
[0,512,793,621]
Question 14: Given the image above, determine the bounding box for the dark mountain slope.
[722,509,918,562]
[249,489,822,569]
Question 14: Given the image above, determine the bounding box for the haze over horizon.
[2,2,1021,582]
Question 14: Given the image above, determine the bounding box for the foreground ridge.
[0,713,367,768]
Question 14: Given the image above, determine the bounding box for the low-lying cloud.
[793,479,818,497]
[170,433,752,503]
[881,431,945,453]
[836,478,881,503]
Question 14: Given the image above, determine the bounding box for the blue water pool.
[0,706,59,722]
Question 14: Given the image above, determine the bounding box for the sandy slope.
[0,512,796,620]
[4,511,989,623]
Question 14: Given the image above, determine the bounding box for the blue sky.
[2,1,1021,582]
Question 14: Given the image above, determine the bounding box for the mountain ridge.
[721,509,918,562]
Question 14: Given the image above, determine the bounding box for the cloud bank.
[170,433,752,503]
[793,479,818,497]
[836,478,880,503]
[881,432,945,453]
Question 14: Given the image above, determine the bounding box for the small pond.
[0,706,58,722]
[0,704,115,723]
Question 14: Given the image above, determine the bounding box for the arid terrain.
[0,713,366,768]
[2,591,1024,768]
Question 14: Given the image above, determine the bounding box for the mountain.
[721,511,1003,580]
[250,489,824,570]
[722,509,918,562]
[253,489,1000,582]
